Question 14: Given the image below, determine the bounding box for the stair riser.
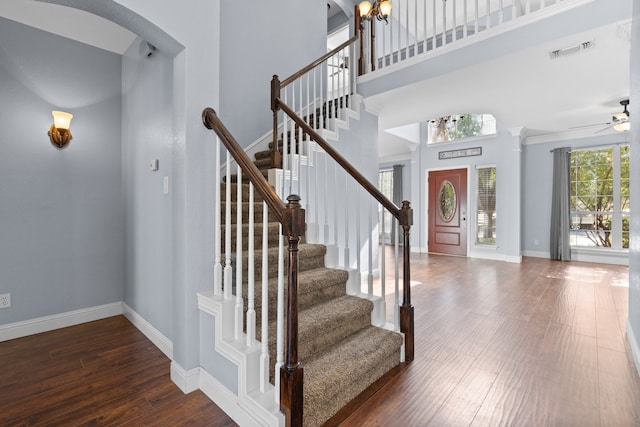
[221,205,279,224]
[220,184,267,203]
[221,244,326,285]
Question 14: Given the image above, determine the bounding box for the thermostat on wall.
[150,159,159,171]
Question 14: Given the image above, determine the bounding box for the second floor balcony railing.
[357,0,576,75]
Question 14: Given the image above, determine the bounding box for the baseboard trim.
[123,303,173,360]
[199,368,263,427]
[170,361,200,394]
[627,320,640,378]
[0,302,123,342]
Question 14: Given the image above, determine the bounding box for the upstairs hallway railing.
[358,0,576,75]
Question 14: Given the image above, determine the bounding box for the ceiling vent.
[549,40,595,60]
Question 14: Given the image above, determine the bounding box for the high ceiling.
[1,1,632,162]
[0,0,135,54]
[371,19,632,159]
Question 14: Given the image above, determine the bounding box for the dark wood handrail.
[202,107,286,224]
[281,34,359,88]
[275,99,402,222]
[274,96,414,364]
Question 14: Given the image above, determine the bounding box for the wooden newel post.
[355,5,365,76]
[280,194,305,427]
[271,75,283,169]
[399,200,414,362]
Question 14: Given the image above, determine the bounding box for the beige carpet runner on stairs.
[220,145,403,426]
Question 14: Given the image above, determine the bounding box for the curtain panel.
[550,147,572,261]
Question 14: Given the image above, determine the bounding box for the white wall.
[0,17,124,324]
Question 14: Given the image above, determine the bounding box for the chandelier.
[358,1,392,23]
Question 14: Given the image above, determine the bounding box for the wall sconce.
[359,1,392,23]
[49,110,73,148]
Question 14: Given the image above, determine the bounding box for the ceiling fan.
[596,99,630,133]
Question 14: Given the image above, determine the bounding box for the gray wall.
[219,0,327,146]
[122,38,174,339]
[628,0,640,375]
[0,17,124,324]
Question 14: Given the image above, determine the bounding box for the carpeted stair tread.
[243,267,348,317]
[225,169,269,183]
[220,183,268,202]
[262,295,374,364]
[302,326,403,427]
[254,149,272,160]
[231,243,327,283]
[221,222,281,250]
[253,157,273,170]
[220,201,280,223]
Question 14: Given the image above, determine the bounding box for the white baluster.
[274,230,285,405]
[463,0,468,37]
[224,153,232,300]
[394,220,400,332]
[367,196,373,297]
[235,166,243,340]
[433,0,437,47]
[499,0,504,24]
[260,201,269,392]
[475,0,479,35]
[486,0,491,28]
[306,72,311,216]
[343,173,350,268]
[214,136,222,296]
[442,0,447,46]
[246,184,256,347]
[336,162,340,247]
[381,204,387,324]
[453,0,458,42]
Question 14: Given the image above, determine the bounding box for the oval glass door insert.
[438,180,457,222]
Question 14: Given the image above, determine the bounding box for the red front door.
[428,168,467,256]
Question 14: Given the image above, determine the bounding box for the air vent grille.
[549,40,595,60]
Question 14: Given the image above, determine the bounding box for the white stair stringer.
[315,93,362,145]
[198,291,284,427]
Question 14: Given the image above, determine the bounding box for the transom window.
[427,114,496,144]
[569,145,630,249]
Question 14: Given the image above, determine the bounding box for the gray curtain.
[550,147,571,261]
[391,165,403,243]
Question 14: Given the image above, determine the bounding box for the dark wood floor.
[0,315,236,426]
[334,254,640,426]
[1,255,639,426]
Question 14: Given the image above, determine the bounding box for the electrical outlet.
[0,293,10,308]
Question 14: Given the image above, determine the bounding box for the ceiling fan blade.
[569,122,610,130]
[595,123,616,133]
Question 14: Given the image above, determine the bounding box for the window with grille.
[570,145,630,249]
[476,166,496,245]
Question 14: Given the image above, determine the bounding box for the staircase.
[226,168,403,426]
[199,26,414,427]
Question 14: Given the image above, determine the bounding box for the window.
[476,166,496,245]
[427,114,496,144]
[379,169,393,243]
[570,145,630,249]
